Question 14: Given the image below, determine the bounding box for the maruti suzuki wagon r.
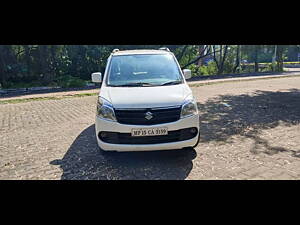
[91,48,200,152]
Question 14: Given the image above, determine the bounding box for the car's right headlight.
[97,97,117,122]
[181,99,198,119]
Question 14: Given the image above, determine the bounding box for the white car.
[91,48,200,152]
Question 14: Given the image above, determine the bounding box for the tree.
[212,45,229,74]
[0,45,18,87]
[0,45,6,87]
[0,45,299,89]
[233,45,241,73]
[276,45,289,72]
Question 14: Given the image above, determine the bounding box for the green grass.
[0,92,98,105]
[73,93,98,97]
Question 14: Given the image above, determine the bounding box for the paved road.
[1,76,300,179]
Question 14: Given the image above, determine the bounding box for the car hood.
[100,84,192,109]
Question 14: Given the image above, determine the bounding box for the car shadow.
[198,88,300,157]
[50,125,197,180]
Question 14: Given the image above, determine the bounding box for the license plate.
[131,127,168,137]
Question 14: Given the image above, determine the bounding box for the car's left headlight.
[97,97,117,122]
[181,99,198,119]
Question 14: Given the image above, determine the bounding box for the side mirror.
[91,72,102,83]
[183,69,192,80]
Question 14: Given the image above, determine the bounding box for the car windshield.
[107,54,183,87]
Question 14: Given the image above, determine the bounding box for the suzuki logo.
[145,111,153,120]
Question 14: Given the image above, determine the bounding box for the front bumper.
[95,114,200,152]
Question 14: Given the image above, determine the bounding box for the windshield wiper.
[111,82,154,87]
[161,80,182,86]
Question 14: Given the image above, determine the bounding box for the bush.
[260,64,273,72]
[241,64,255,73]
[68,78,86,88]
[3,81,44,89]
[199,61,218,76]
[57,75,86,88]
[187,64,200,76]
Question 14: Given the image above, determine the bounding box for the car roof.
[112,49,171,56]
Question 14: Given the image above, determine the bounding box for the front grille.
[99,127,198,145]
[114,106,182,125]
